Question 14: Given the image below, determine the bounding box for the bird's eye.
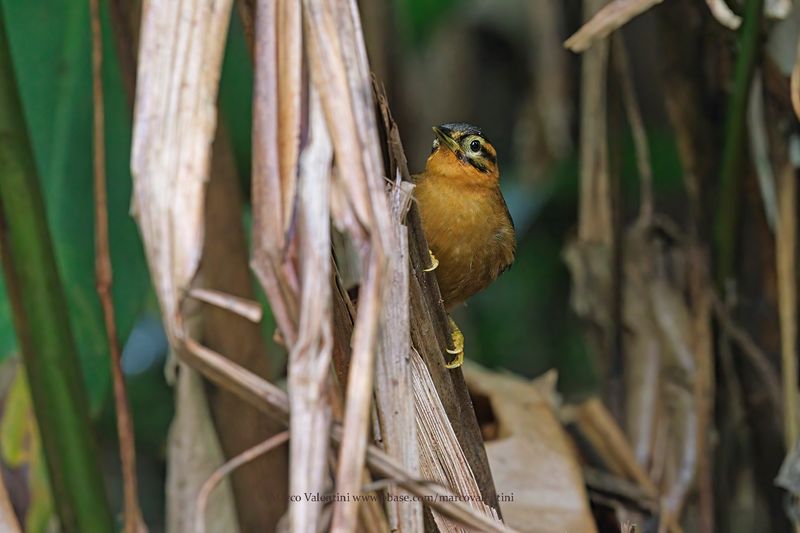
[469,139,481,153]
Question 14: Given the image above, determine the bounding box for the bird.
[413,123,516,368]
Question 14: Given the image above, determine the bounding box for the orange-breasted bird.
[413,123,516,368]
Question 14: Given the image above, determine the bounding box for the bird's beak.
[432,126,461,155]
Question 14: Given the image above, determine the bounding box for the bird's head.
[424,123,499,184]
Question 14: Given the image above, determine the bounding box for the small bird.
[413,123,516,368]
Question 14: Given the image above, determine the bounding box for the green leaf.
[0,0,151,412]
[28,406,57,533]
[0,367,32,467]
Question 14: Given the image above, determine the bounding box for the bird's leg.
[445,315,465,368]
[424,249,439,272]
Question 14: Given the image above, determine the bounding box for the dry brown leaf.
[577,0,613,244]
[130,0,232,336]
[619,232,665,470]
[301,2,396,531]
[613,35,653,222]
[277,0,302,238]
[129,2,239,532]
[569,220,709,530]
[251,0,300,346]
[562,397,659,499]
[747,71,779,231]
[373,176,423,533]
[563,242,613,327]
[189,288,263,323]
[704,0,742,29]
[286,89,336,533]
[565,0,664,53]
[129,0,238,525]
[776,162,799,449]
[412,353,503,533]
[182,336,515,532]
[630,234,700,525]
[131,1,507,532]
[166,364,239,533]
[194,431,289,533]
[463,364,596,533]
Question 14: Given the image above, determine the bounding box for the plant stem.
[88,0,147,530]
[715,0,764,284]
[0,6,114,532]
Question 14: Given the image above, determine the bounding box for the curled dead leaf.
[463,364,597,533]
[564,0,664,53]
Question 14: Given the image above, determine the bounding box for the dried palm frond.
[131,0,512,531]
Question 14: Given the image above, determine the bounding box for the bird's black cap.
[436,122,491,144]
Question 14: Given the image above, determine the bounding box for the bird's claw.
[424,250,439,272]
[445,317,465,369]
[445,350,464,369]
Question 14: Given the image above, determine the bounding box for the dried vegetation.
[5,0,800,531]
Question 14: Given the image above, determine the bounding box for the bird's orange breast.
[414,171,515,310]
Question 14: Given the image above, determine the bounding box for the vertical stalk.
[0,5,114,532]
[777,163,798,451]
[88,0,147,530]
[715,0,764,284]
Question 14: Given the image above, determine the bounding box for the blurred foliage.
[394,0,459,43]
[463,131,683,398]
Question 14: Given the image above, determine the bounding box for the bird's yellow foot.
[424,249,439,272]
[445,316,465,368]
